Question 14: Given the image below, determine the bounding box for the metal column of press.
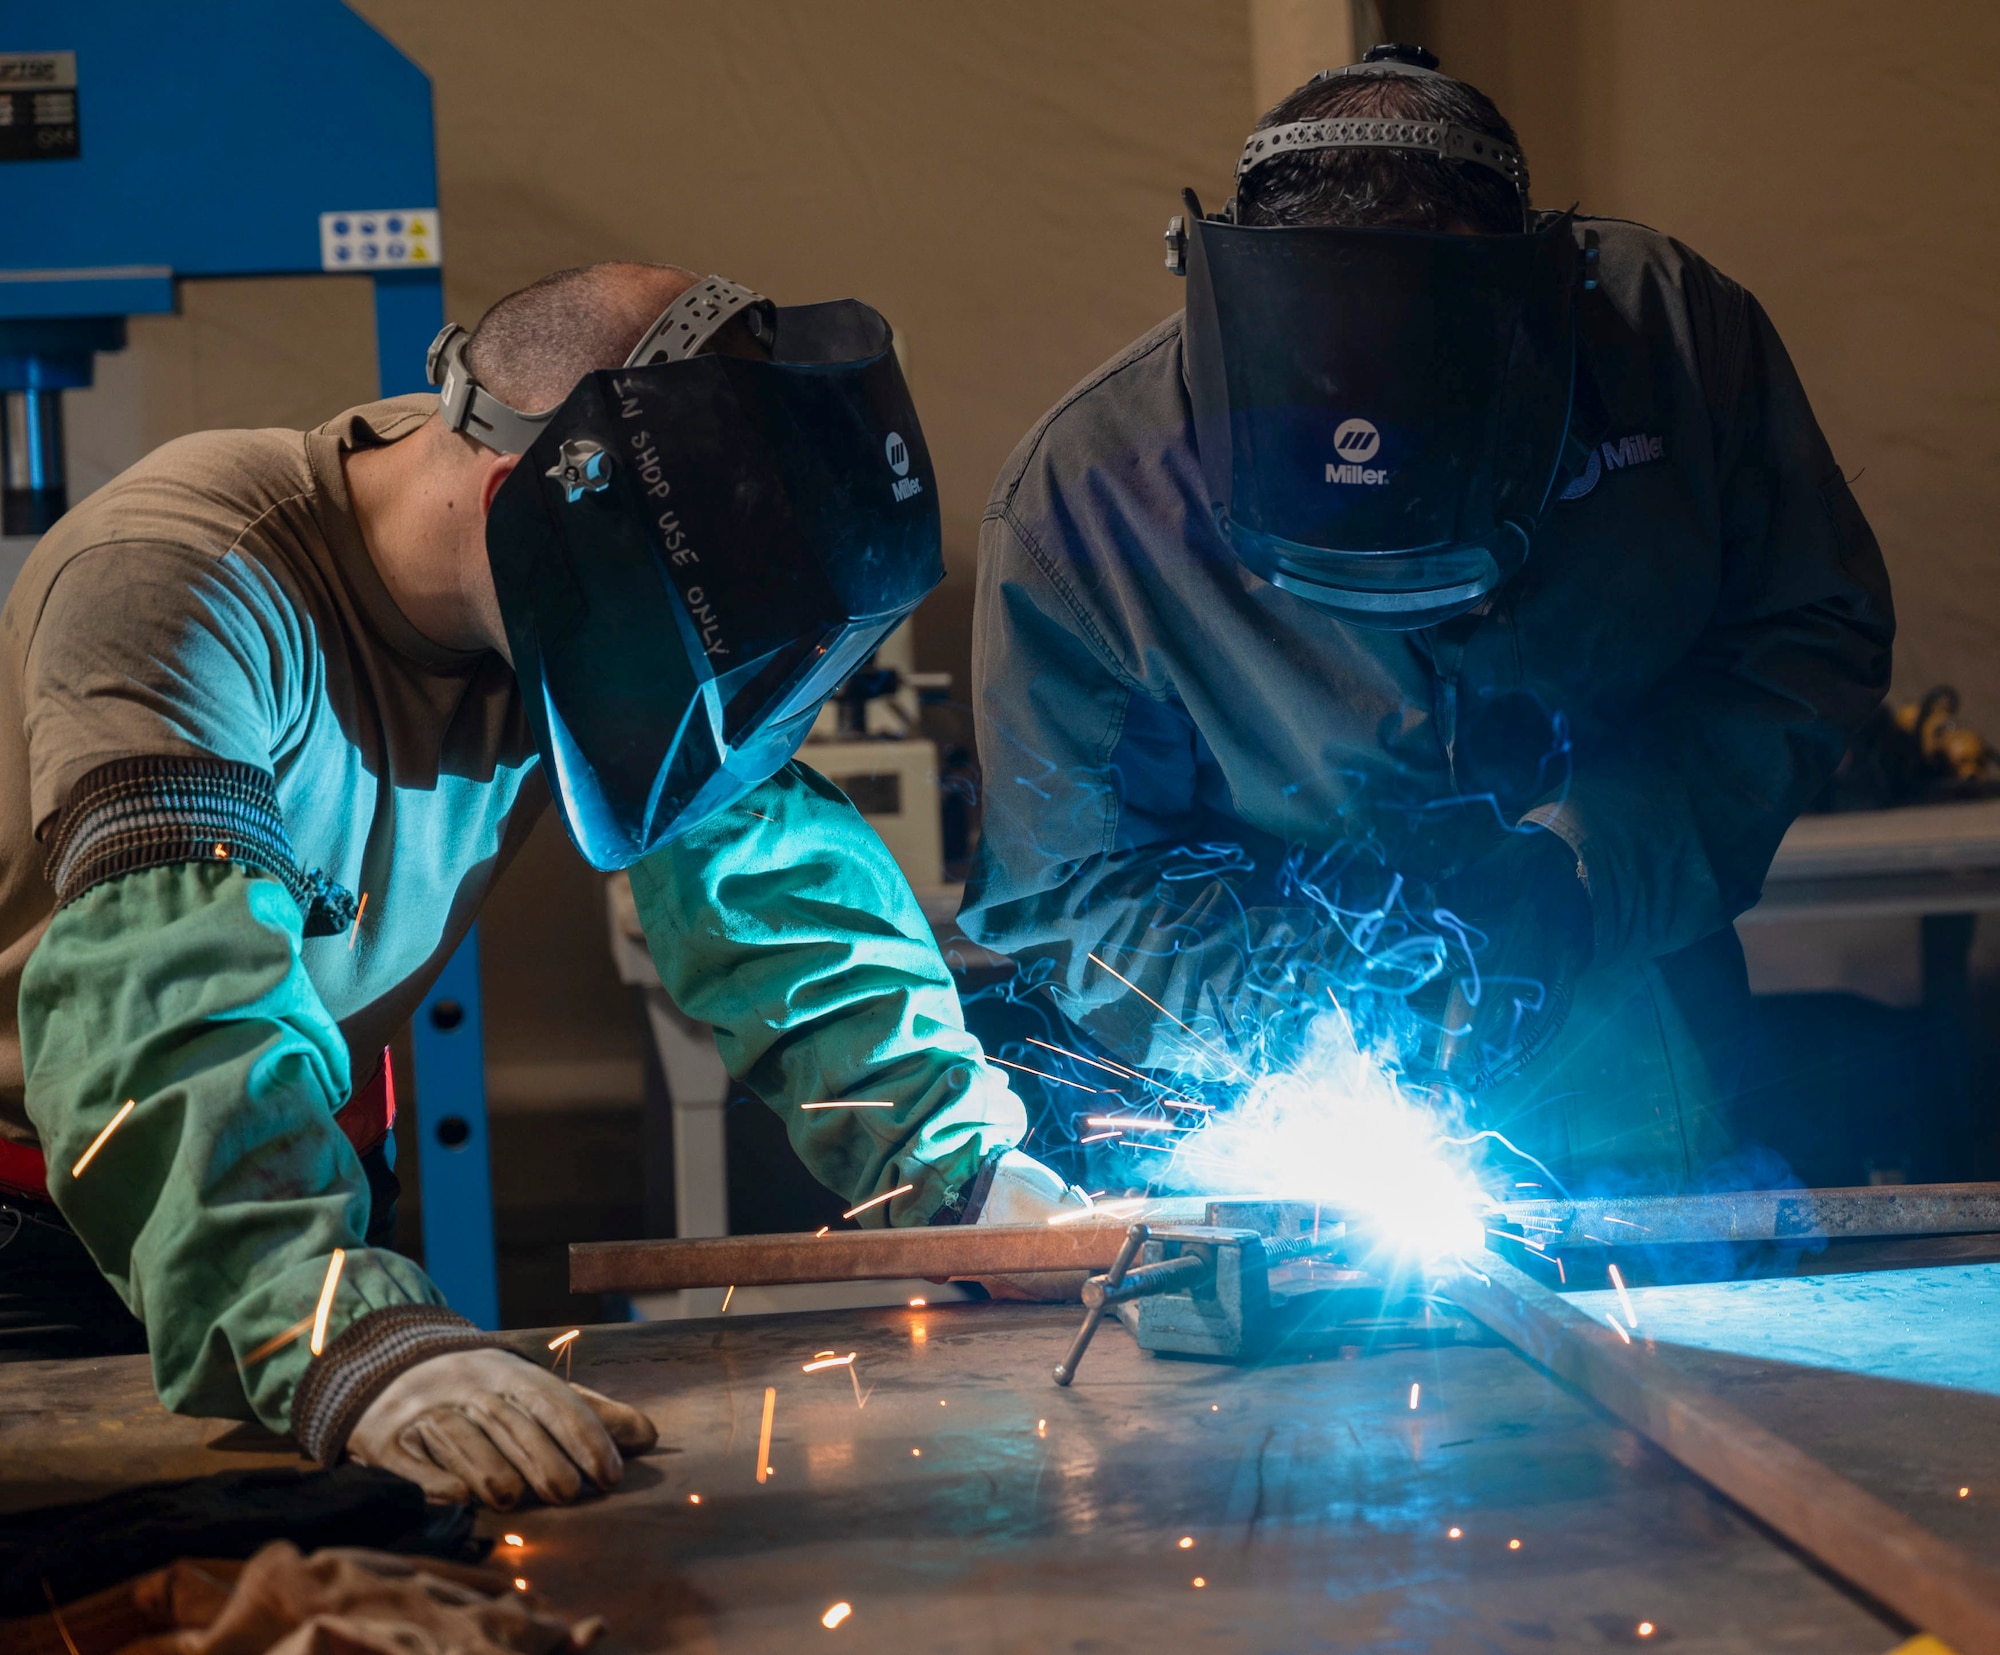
[0,0,499,1324]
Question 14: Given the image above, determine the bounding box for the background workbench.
[14,1265,2000,1652]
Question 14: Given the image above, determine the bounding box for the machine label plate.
[0,52,79,162]
[320,208,441,271]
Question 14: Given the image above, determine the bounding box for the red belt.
[0,1046,397,1206]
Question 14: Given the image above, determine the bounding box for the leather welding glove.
[972,1148,1095,1226]
[965,1148,1097,1302]
[345,1348,658,1509]
[1404,825,1595,1095]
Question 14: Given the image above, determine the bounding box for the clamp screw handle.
[1052,1223,1148,1387]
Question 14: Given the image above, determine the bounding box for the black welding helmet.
[1169,45,1577,629]
[457,279,942,868]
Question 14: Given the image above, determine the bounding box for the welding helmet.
[1166,45,1578,629]
[437,278,942,868]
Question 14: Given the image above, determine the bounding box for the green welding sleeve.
[19,860,447,1435]
[626,760,1025,1225]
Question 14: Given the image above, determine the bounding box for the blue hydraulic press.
[1,1,500,1325]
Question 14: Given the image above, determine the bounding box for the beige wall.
[1396,0,2000,728]
[354,0,1248,679]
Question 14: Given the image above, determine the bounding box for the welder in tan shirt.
[0,261,1083,1508]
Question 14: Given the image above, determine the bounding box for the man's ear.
[478,452,522,518]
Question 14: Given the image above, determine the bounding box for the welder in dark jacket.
[958,47,1893,1192]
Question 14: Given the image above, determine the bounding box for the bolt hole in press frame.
[412,939,499,1327]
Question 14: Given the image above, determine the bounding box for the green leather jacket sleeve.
[19,860,443,1432]
[627,761,1025,1225]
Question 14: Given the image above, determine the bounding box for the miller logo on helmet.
[885,430,923,502]
[1325,417,1389,487]
[1332,418,1381,462]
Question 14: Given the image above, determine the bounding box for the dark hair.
[1235,65,1528,233]
[464,261,696,411]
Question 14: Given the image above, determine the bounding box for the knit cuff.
[290,1304,503,1465]
[43,755,359,937]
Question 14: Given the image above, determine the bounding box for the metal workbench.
[12,1251,2000,1650]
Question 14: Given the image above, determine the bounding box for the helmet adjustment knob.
[547,437,614,503]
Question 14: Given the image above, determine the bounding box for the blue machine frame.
[1,1,499,1326]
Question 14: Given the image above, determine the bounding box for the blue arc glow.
[1155,1004,1489,1263]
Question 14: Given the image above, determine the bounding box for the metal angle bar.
[1450,1254,2000,1655]
[1498,1181,2000,1247]
[569,1223,1139,1295]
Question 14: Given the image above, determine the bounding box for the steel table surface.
[22,1277,2000,1653]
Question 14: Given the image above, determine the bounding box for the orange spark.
[822,1602,853,1629]
[842,1183,913,1220]
[1607,1263,1639,1329]
[547,1329,580,1352]
[1021,1036,1209,1106]
[1024,1036,1146,1080]
[1083,1116,1193,1132]
[1047,1197,1148,1224]
[720,1285,736,1313]
[347,892,369,950]
[503,1533,525,1547]
[244,1314,315,1366]
[309,1249,346,1356]
[1086,951,1246,1078]
[71,1099,136,1178]
[755,1386,776,1483]
[803,1352,857,1373]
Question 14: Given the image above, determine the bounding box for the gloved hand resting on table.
[962,1147,1097,1302]
[345,1348,658,1508]
[1404,824,1595,1094]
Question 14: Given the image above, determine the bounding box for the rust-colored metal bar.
[1500,1180,2000,1247]
[1452,1254,2000,1655]
[569,1222,1136,1295]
